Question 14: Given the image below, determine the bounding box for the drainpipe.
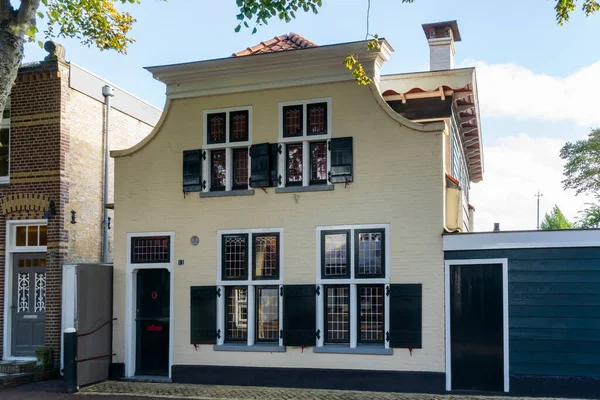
[102,85,114,263]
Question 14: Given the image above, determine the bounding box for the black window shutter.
[190,286,217,344]
[389,284,422,348]
[183,150,202,192]
[249,143,270,188]
[269,143,279,187]
[283,285,316,347]
[330,137,353,183]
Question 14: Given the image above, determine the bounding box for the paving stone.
[79,381,583,400]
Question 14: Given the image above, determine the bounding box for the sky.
[21,0,600,232]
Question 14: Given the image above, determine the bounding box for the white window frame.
[315,224,390,349]
[3,219,48,361]
[278,98,332,188]
[13,224,47,250]
[202,106,252,192]
[0,105,10,185]
[216,228,284,348]
[124,232,175,379]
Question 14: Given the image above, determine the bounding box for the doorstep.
[0,369,59,388]
[122,375,172,383]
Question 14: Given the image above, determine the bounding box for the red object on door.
[147,325,163,332]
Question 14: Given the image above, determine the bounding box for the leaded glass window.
[310,141,327,184]
[355,230,384,278]
[230,111,249,142]
[256,287,279,342]
[325,286,349,343]
[131,236,170,263]
[232,148,249,190]
[226,286,248,341]
[307,102,327,135]
[283,105,303,137]
[222,234,248,280]
[358,285,384,343]
[211,150,226,191]
[286,143,303,185]
[253,233,279,279]
[207,113,226,144]
[322,231,350,278]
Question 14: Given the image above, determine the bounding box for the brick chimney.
[422,21,461,71]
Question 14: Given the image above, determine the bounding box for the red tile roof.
[232,33,317,57]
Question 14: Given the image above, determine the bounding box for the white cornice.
[147,41,393,99]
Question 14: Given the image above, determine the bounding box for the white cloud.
[466,60,600,126]
[470,133,592,231]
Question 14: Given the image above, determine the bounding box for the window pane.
[226,287,248,341]
[307,103,327,135]
[131,237,170,263]
[39,225,47,246]
[224,235,247,279]
[283,105,303,137]
[310,142,327,183]
[211,150,226,190]
[324,233,348,277]
[233,148,248,189]
[16,226,26,246]
[326,286,349,343]
[27,226,38,246]
[256,287,279,342]
[359,286,384,342]
[207,113,226,144]
[230,111,249,142]
[254,234,278,279]
[286,143,303,185]
[357,231,383,276]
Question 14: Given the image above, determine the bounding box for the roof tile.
[232,33,317,57]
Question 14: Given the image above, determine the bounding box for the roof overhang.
[379,68,483,183]
[145,40,394,99]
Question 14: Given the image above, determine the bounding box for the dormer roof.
[232,33,317,57]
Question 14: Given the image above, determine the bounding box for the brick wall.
[0,58,156,364]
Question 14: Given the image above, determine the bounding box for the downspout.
[102,85,114,263]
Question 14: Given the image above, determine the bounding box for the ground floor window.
[217,228,284,347]
[317,224,389,349]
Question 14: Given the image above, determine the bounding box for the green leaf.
[235,24,241,33]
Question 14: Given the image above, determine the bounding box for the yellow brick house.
[110,21,482,393]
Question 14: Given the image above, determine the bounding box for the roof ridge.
[232,32,317,57]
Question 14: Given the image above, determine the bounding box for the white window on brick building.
[201,107,252,193]
[0,97,10,183]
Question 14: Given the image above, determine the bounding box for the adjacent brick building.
[0,42,160,364]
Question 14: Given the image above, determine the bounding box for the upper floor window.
[279,99,330,142]
[198,107,252,192]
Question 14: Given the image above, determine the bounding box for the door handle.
[10,305,16,310]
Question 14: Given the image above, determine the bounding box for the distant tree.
[577,198,600,228]
[541,205,575,230]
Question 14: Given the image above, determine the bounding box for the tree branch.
[17,0,40,27]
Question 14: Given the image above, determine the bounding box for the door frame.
[3,219,48,361]
[125,232,174,378]
[444,258,509,393]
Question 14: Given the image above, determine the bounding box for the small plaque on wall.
[190,236,199,246]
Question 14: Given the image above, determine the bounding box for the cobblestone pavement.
[78,381,585,400]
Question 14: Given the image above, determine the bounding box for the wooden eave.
[380,68,484,183]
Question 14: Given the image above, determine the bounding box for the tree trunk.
[0,0,39,114]
[0,17,25,114]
